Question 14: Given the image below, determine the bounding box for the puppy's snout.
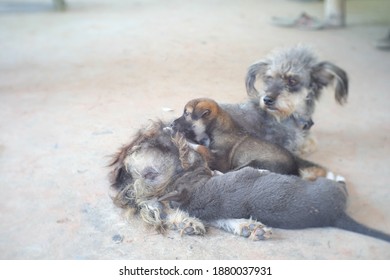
[170,120,177,130]
[263,96,275,106]
[171,118,183,132]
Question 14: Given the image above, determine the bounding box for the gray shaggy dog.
[219,45,348,155]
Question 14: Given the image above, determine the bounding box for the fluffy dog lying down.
[160,166,390,243]
[109,121,271,240]
[109,121,390,242]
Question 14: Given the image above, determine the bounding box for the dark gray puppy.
[160,167,390,243]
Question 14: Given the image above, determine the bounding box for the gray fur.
[242,46,348,153]
[161,167,390,243]
[221,100,306,154]
[246,45,348,107]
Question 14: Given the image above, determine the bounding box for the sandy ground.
[0,0,390,259]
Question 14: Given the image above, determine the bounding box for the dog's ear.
[109,164,134,191]
[245,61,269,98]
[108,143,135,191]
[311,61,348,105]
[201,109,211,118]
[108,121,160,190]
[158,189,188,203]
[108,152,136,208]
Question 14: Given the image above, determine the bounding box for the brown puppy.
[172,98,328,180]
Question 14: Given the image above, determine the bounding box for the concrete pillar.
[324,0,346,27]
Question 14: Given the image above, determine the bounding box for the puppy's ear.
[245,61,269,98]
[201,109,211,118]
[311,61,348,105]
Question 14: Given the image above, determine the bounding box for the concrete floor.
[1,0,390,259]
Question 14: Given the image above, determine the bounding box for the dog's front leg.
[165,208,207,236]
[298,134,317,155]
[138,200,207,236]
[208,218,272,241]
[187,142,213,165]
[138,199,167,232]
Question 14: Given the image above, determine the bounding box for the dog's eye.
[184,110,190,117]
[287,77,298,87]
[264,76,273,82]
[142,167,159,181]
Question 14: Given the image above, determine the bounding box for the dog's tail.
[245,61,268,98]
[335,213,390,243]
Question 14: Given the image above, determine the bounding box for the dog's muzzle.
[170,118,184,133]
[263,96,275,107]
[170,120,178,132]
[171,118,198,143]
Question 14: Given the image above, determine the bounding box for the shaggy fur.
[219,45,348,155]
[221,100,311,155]
[246,46,348,117]
[109,121,390,243]
[109,121,271,240]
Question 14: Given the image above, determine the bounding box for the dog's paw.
[187,142,200,150]
[138,200,167,232]
[163,126,173,133]
[240,221,272,241]
[167,209,206,236]
[212,170,224,176]
[171,218,206,236]
[326,171,346,183]
[300,166,327,181]
[336,175,345,183]
[257,169,271,175]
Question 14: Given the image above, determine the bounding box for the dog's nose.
[170,119,183,133]
[170,119,178,129]
[263,96,275,106]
